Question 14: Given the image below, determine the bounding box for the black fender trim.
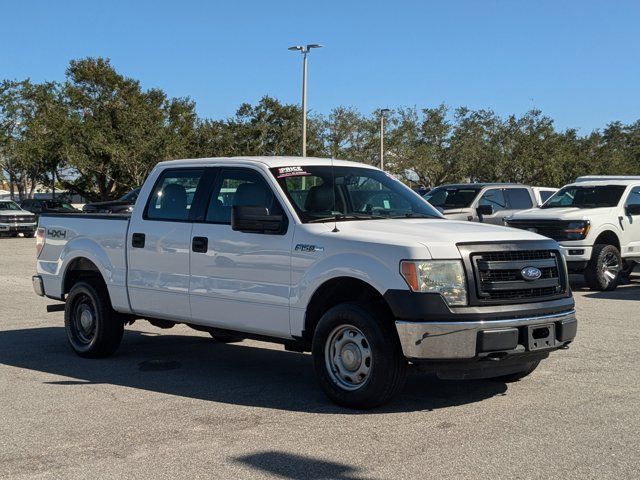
[382,290,575,322]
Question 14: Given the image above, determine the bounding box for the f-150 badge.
[295,244,324,253]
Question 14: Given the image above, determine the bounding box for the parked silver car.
[424,183,555,225]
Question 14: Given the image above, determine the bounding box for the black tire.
[312,302,407,409]
[209,331,245,343]
[25,231,36,238]
[64,280,124,358]
[584,244,622,291]
[495,360,540,383]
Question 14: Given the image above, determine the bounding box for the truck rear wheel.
[312,303,407,409]
[584,244,622,291]
[64,280,124,358]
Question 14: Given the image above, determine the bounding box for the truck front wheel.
[584,244,622,291]
[64,280,124,358]
[312,303,407,409]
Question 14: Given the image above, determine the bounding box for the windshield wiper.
[388,212,439,219]
[308,214,383,223]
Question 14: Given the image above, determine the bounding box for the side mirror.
[231,205,285,233]
[626,204,640,216]
[477,204,494,216]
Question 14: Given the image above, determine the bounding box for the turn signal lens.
[400,261,419,292]
[36,228,45,257]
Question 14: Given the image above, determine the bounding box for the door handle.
[192,236,208,253]
[131,233,145,248]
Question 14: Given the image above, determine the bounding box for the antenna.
[330,156,339,232]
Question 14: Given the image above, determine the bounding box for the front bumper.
[559,244,592,262]
[395,310,577,360]
[0,222,37,233]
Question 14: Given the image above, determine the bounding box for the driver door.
[189,167,294,337]
[475,188,509,224]
[622,185,640,261]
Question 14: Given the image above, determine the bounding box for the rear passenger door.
[189,167,294,337]
[127,168,205,321]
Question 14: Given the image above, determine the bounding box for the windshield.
[424,186,481,209]
[43,200,75,210]
[0,201,21,211]
[542,185,626,209]
[270,165,442,223]
[120,188,140,203]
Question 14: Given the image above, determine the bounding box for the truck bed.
[36,213,132,312]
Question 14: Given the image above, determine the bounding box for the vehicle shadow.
[571,274,640,300]
[234,451,374,480]
[0,326,507,413]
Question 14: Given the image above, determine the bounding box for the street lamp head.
[306,44,323,50]
[288,45,303,51]
[380,108,391,114]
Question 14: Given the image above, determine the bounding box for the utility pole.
[288,44,323,157]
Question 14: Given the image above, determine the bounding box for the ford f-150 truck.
[33,157,577,408]
[506,176,640,291]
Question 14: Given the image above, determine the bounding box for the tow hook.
[485,351,509,361]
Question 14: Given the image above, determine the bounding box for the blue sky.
[1,0,638,132]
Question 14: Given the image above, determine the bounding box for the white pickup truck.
[33,157,577,408]
[506,176,640,291]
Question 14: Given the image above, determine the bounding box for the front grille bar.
[457,241,569,306]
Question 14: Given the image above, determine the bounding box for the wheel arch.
[302,276,395,342]
[593,229,620,251]
[62,256,107,295]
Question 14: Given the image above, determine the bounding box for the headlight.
[563,220,590,240]
[400,260,468,306]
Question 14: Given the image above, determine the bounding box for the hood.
[507,207,614,221]
[0,209,34,217]
[322,218,548,259]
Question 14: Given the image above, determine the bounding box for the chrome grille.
[3,215,34,223]
[471,249,565,303]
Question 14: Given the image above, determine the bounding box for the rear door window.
[145,169,204,221]
[505,188,533,209]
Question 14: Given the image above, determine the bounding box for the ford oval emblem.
[521,266,542,281]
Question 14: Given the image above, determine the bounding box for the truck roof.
[156,156,374,170]
[574,175,640,186]
[434,182,525,189]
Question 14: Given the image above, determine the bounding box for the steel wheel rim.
[73,295,96,345]
[602,252,620,283]
[324,324,372,391]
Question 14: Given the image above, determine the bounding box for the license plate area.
[527,323,556,351]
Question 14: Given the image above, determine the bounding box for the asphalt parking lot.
[1,237,638,480]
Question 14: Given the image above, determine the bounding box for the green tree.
[58,57,199,201]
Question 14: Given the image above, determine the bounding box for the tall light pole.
[288,44,323,157]
[379,108,390,171]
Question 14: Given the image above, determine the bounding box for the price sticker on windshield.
[277,166,311,178]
